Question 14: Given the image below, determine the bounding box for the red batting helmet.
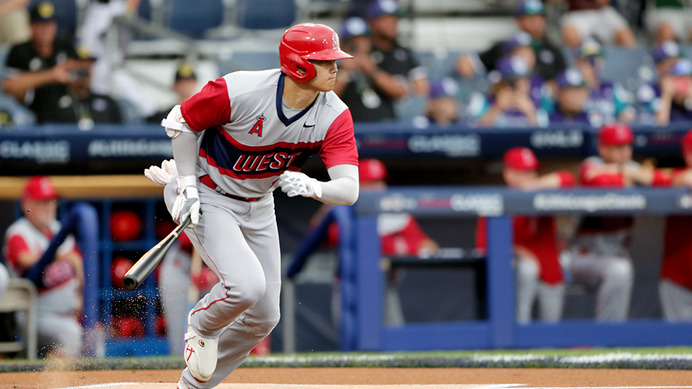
[503,147,538,171]
[598,122,633,146]
[682,129,692,154]
[22,176,57,201]
[279,23,353,82]
[359,158,387,184]
[111,256,134,289]
[110,210,142,241]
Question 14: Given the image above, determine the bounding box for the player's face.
[503,168,538,188]
[599,143,632,164]
[23,198,57,231]
[308,60,338,92]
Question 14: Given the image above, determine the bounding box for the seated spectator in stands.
[573,39,636,124]
[412,77,461,128]
[2,177,84,357]
[571,123,669,321]
[558,0,637,49]
[78,0,156,120]
[456,0,567,83]
[49,47,122,129]
[477,147,575,323]
[652,41,682,79]
[644,0,692,45]
[0,0,30,45]
[147,62,198,124]
[548,69,594,126]
[339,0,428,122]
[471,56,547,128]
[333,16,382,121]
[659,129,692,321]
[1,1,85,123]
[640,58,692,125]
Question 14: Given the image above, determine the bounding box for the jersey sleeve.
[319,109,359,169]
[652,169,673,186]
[4,234,29,270]
[579,161,625,187]
[180,77,232,132]
[556,171,576,187]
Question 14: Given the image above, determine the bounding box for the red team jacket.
[475,171,575,285]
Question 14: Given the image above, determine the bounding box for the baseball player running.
[147,23,359,388]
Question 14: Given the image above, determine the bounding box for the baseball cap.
[515,0,545,16]
[598,122,633,146]
[340,17,369,41]
[366,0,400,20]
[682,130,692,154]
[22,176,57,200]
[556,68,586,89]
[429,77,458,99]
[175,62,197,81]
[669,58,692,76]
[574,39,603,59]
[503,147,538,171]
[359,159,387,184]
[653,40,680,64]
[29,1,56,23]
[503,31,532,53]
[496,55,531,79]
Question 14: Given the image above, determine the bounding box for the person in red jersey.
[476,147,575,323]
[659,129,692,321]
[571,122,670,321]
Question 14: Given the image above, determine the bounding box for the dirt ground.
[1,368,692,389]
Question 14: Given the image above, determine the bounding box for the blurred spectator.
[559,0,637,49]
[339,0,428,122]
[456,0,567,82]
[652,40,682,78]
[1,1,87,123]
[50,47,122,129]
[412,77,461,128]
[0,0,30,45]
[548,69,594,125]
[78,0,157,120]
[477,147,575,323]
[639,58,692,125]
[471,56,547,127]
[573,39,636,125]
[659,129,692,321]
[2,177,84,357]
[644,0,692,45]
[147,62,198,124]
[570,123,669,321]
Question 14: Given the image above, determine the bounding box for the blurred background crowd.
[3,0,692,130]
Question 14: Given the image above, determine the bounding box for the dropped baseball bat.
[123,216,191,291]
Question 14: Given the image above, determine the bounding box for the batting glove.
[171,175,200,227]
[278,171,322,199]
[144,159,178,186]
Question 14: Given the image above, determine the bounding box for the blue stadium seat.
[166,0,224,37]
[230,51,280,71]
[238,0,296,30]
[601,46,650,86]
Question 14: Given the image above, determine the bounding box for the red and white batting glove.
[279,171,322,199]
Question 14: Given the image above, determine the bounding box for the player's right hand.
[172,175,200,227]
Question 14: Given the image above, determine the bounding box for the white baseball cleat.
[184,313,219,383]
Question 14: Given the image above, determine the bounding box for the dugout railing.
[330,186,692,351]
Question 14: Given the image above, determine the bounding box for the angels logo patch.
[249,114,266,137]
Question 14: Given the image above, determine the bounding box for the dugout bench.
[331,187,692,351]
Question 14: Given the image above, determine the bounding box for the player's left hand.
[279,171,322,199]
